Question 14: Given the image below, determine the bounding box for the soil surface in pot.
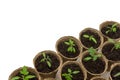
[101,24,120,39]
[61,63,84,80]
[82,54,105,74]
[35,53,60,73]
[12,72,38,80]
[80,30,101,48]
[57,39,80,58]
[111,65,120,80]
[102,43,120,61]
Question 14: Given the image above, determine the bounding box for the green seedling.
[84,47,102,61]
[64,39,76,53]
[114,72,120,77]
[11,66,35,80]
[40,52,52,68]
[106,23,118,34]
[62,68,80,80]
[83,34,97,44]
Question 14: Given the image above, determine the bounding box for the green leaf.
[97,54,102,57]
[68,68,72,73]
[64,42,70,45]
[62,73,72,80]
[69,39,74,45]
[47,56,52,62]
[89,35,93,41]
[91,37,97,44]
[84,57,92,61]
[112,23,118,28]
[114,72,120,77]
[68,74,73,78]
[40,58,45,62]
[20,66,29,75]
[72,47,76,53]
[67,47,72,52]
[11,76,20,80]
[72,71,80,74]
[113,27,117,32]
[88,47,96,56]
[114,42,120,49]
[25,75,35,79]
[65,39,76,53]
[62,73,66,77]
[92,54,102,61]
[83,34,89,38]
[47,61,51,68]
[42,52,46,58]
[66,75,72,80]
[93,55,98,61]
[106,30,110,34]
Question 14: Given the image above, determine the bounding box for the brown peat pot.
[78,50,108,76]
[33,50,63,78]
[100,21,120,41]
[101,41,120,63]
[79,28,103,50]
[56,36,82,62]
[9,66,42,80]
[55,61,87,80]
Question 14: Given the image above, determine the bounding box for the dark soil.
[13,72,38,80]
[111,65,120,80]
[82,54,105,74]
[35,53,60,73]
[102,43,120,61]
[57,39,80,58]
[101,24,120,39]
[62,63,84,80]
[92,78,105,80]
[80,30,101,48]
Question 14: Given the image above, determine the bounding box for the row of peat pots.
[9,21,120,80]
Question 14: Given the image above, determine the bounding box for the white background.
[0,0,120,79]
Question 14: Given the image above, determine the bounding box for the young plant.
[40,52,52,68]
[11,66,35,80]
[114,72,120,77]
[83,34,97,44]
[64,39,76,53]
[106,23,118,34]
[62,68,80,80]
[84,47,102,61]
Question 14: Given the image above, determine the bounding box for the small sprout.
[11,66,35,80]
[62,68,80,80]
[11,76,20,80]
[114,72,120,77]
[64,39,76,53]
[83,34,97,44]
[40,52,52,68]
[84,47,102,61]
[106,23,118,34]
